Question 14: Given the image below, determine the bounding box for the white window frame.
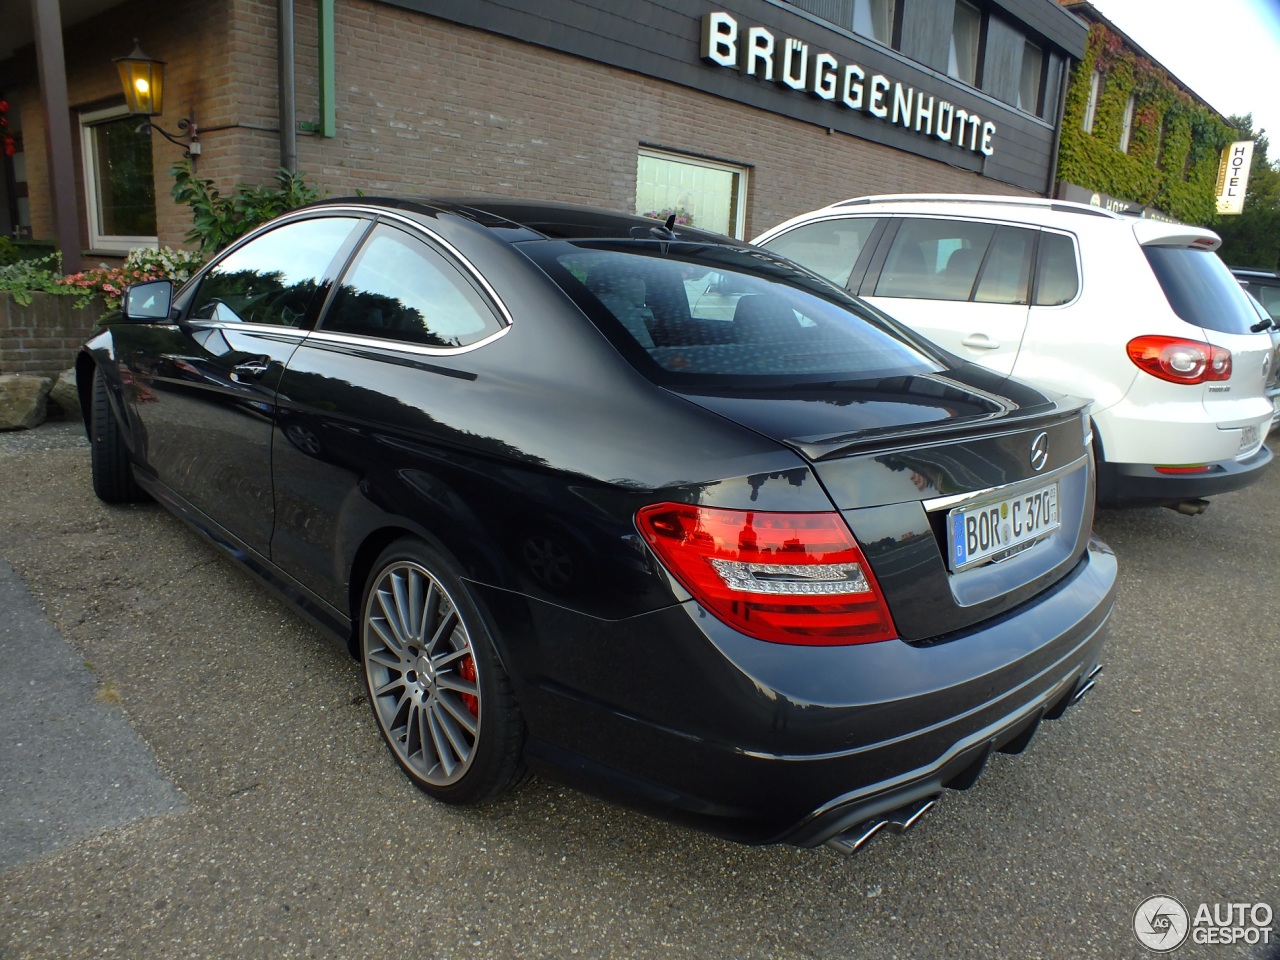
[1119,95,1136,152]
[636,148,749,239]
[80,104,158,253]
[1083,70,1101,133]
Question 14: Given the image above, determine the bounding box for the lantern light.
[114,39,200,161]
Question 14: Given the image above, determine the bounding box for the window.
[947,0,982,86]
[1083,70,1101,133]
[80,105,157,252]
[1119,95,1136,152]
[852,0,896,44]
[531,241,941,382]
[1143,247,1260,336]
[1243,282,1280,322]
[758,218,879,288]
[974,228,1035,304]
[323,224,503,347]
[875,218,997,301]
[1018,41,1043,115]
[189,217,360,327]
[1033,232,1079,306]
[635,149,747,239]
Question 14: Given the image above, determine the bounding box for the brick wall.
[11,0,1035,254]
[0,293,100,378]
[285,0,1033,239]
[7,0,273,254]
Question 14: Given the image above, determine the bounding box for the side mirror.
[122,279,174,321]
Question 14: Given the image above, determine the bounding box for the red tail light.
[1127,335,1231,384]
[635,503,897,646]
[1154,464,1212,475]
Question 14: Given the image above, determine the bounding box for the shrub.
[0,253,68,306]
[57,246,205,311]
[171,160,326,254]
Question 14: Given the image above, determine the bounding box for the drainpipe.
[279,0,297,173]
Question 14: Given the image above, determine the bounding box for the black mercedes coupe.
[78,198,1115,853]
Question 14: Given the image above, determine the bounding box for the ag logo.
[1134,895,1190,952]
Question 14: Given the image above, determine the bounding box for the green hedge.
[1057,25,1231,225]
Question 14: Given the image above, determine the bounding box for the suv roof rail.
[829,194,1118,219]
[1230,267,1280,278]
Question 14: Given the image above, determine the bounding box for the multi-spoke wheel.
[360,539,526,803]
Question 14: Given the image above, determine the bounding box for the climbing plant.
[1057,25,1231,225]
[170,160,327,255]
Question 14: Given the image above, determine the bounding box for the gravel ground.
[0,418,1276,960]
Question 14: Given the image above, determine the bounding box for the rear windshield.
[1143,246,1260,336]
[522,240,944,384]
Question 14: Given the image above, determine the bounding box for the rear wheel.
[360,538,526,804]
[89,367,147,504]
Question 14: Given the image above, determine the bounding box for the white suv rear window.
[1144,247,1259,336]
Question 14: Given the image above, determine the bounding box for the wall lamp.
[114,39,200,160]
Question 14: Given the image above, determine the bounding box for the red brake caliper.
[459,655,478,717]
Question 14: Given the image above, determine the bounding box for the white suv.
[754,195,1274,512]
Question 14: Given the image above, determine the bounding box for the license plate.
[1238,423,1261,455]
[948,482,1059,571]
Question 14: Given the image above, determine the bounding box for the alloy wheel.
[363,560,481,787]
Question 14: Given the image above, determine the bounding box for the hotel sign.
[701,11,997,158]
[1215,140,1254,215]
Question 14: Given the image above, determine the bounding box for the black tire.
[360,538,527,804]
[90,367,147,504]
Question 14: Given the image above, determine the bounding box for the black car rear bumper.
[1097,445,1272,508]
[482,536,1116,847]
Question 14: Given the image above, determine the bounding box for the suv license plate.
[949,482,1059,572]
[1238,424,1261,455]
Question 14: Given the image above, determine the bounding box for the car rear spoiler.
[1132,219,1221,251]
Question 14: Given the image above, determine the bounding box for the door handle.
[230,359,272,383]
[961,334,1001,350]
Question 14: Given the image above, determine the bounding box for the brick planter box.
[0,291,103,379]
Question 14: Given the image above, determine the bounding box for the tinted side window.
[759,218,877,287]
[189,217,359,326]
[974,227,1035,304]
[875,218,996,301]
[1033,232,1079,306]
[322,225,503,348]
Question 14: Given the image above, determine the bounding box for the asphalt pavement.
[0,419,1276,960]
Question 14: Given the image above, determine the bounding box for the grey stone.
[47,368,81,419]
[0,374,53,431]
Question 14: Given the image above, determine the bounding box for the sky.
[1086,0,1280,152]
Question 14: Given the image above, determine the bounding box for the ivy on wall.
[1057,25,1231,225]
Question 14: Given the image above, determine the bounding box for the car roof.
[1230,266,1280,280]
[826,193,1121,221]
[766,193,1221,249]
[315,195,737,245]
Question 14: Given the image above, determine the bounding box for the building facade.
[1053,0,1231,224]
[0,0,1087,265]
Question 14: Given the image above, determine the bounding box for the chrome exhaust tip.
[825,795,940,855]
[1165,498,1210,516]
[1072,663,1103,704]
